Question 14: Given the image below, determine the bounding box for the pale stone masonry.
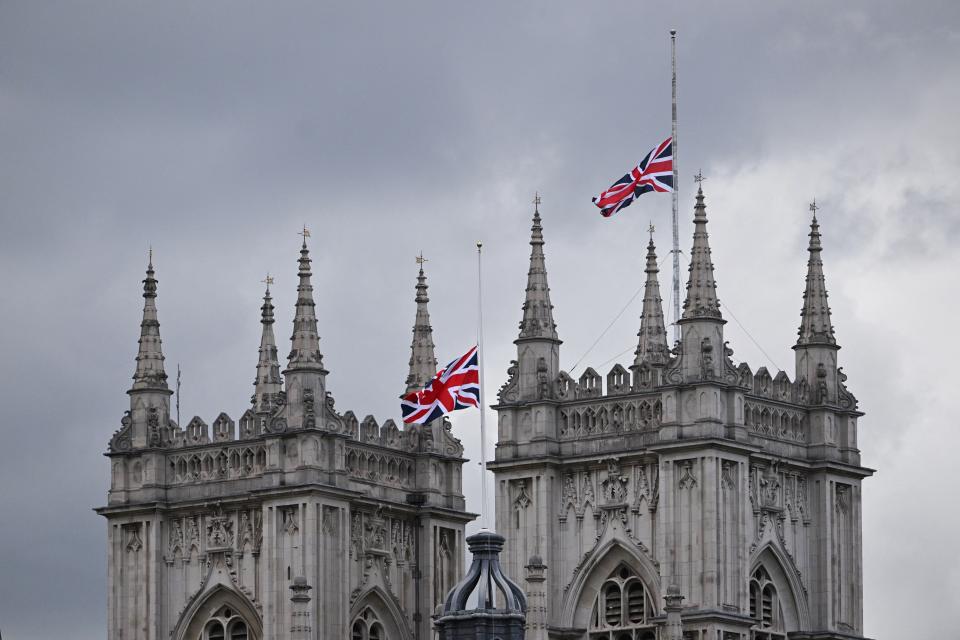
[491,189,871,640]
[97,240,472,640]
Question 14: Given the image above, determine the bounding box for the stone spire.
[286,232,326,372]
[252,277,283,413]
[404,257,438,394]
[512,195,561,403]
[130,250,170,392]
[125,250,173,450]
[634,228,670,367]
[283,229,328,431]
[517,198,559,343]
[681,184,722,320]
[796,204,837,347]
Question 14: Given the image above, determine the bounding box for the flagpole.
[176,363,181,427]
[476,240,489,530]
[670,28,681,344]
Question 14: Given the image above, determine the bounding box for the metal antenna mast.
[176,363,181,426]
[670,29,681,343]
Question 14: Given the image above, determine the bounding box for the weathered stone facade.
[491,193,871,640]
[97,242,471,640]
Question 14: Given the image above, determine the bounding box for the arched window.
[205,621,224,640]
[749,567,786,640]
[228,620,248,640]
[199,606,254,640]
[351,607,388,640]
[588,564,655,638]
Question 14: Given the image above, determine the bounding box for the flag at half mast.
[592,136,674,217]
[400,345,480,424]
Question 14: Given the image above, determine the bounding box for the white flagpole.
[670,29,681,344]
[476,240,489,530]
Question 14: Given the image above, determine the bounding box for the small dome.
[441,530,526,615]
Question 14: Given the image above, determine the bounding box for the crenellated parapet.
[499,286,858,462]
[107,401,465,508]
[496,351,860,460]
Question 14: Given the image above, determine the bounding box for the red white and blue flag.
[401,346,480,425]
[592,136,674,217]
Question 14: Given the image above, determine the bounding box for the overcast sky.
[1,2,958,638]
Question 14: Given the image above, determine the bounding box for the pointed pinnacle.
[405,261,438,394]
[517,206,559,342]
[254,280,282,410]
[796,205,836,347]
[286,236,325,370]
[131,254,169,391]
[681,185,722,320]
[635,234,669,367]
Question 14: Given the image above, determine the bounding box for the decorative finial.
[533,192,542,214]
[262,273,274,290]
[694,170,705,184]
[809,198,819,219]
[298,225,311,246]
[476,241,483,251]
[416,252,428,275]
[648,222,656,241]
[670,28,677,37]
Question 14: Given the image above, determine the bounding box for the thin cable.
[569,252,679,374]
[722,300,783,372]
[595,346,636,370]
[569,285,644,373]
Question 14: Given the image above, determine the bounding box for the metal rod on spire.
[176,363,181,426]
[476,240,489,529]
[670,29,681,344]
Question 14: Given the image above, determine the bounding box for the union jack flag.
[400,346,480,425]
[592,137,674,217]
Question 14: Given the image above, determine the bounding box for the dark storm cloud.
[1,2,958,638]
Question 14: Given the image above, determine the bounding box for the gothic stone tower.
[97,240,472,640]
[491,192,871,640]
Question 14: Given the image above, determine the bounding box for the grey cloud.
[1,1,958,637]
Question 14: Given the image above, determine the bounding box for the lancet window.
[351,607,387,640]
[199,606,251,640]
[749,567,786,640]
[587,565,655,640]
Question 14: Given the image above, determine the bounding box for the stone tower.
[491,194,871,640]
[98,243,472,640]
